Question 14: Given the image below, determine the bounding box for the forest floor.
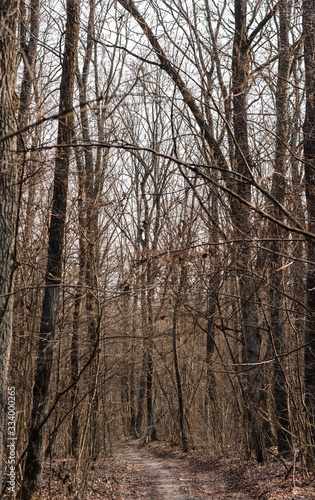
[41,439,315,499]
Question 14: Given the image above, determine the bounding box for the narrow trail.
[117,443,254,499]
[40,440,315,499]
[118,444,202,499]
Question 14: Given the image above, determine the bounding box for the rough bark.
[70,142,87,457]
[137,158,159,441]
[303,0,315,469]
[77,0,101,457]
[231,0,263,462]
[18,0,39,133]
[129,294,137,437]
[0,0,18,490]
[134,166,146,437]
[135,350,147,437]
[269,0,292,457]
[22,0,80,497]
[204,189,219,438]
[146,260,157,442]
[172,270,189,453]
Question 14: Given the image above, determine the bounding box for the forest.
[0,0,315,498]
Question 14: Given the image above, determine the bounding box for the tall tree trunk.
[269,0,292,457]
[135,350,147,437]
[22,0,80,497]
[204,183,220,439]
[303,0,315,470]
[18,0,39,133]
[172,270,188,453]
[134,166,146,438]
[231,0,263,462]
[0,0,18,490]
[129,292,138,437]
[76,0,101,457]
[17,0,39,217]
[70,143,87,457]
[146,266,157,442]
[136,159,158,441]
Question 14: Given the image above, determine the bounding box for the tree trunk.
[22,0,80,497]
[70,141,87,457]
[18,0,39,133]
[269,0,292,457]
[0,0,18,491]
[135,351,147,437]
[204,183,220,439]
[172,270,189,453]
[146,262,157,442]
[205,289,218,435]
[231,0,263,462]
[76,0,101,457]
[303,0,315,470]
[129,293,138,437]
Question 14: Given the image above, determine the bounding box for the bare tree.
[3,0,315,490]
[18,0,40,133]
[303,0,315,470]
[22,0,81,496]
[117,0,279,462]
[0,0,18,490]
[268,0,292,457]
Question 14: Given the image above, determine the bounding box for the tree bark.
[204,187,220,439]
[172,270,189,453]
[22,0,80,497]
[303,0,315,470]
[18,0,39,133]
[0,0,18,490]
[76,0,102,457]
[269,0,292,457]
[231,0,263,462]
[70,141,87,457]
[135,351,147,437]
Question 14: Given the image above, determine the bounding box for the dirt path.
[118,443,253,499]
[40,441,315,499]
